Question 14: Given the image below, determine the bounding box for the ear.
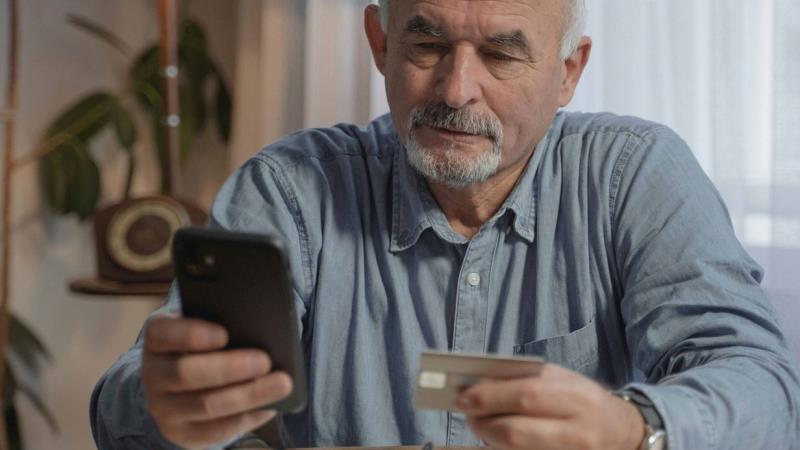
[557,36,592,106]
[364,5,389,75]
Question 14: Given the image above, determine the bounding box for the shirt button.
[467,272,481,287]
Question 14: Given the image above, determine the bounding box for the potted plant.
[38,14,232,219]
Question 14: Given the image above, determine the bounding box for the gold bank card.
[413,351,545,412]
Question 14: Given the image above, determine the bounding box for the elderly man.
[91,1,800,449]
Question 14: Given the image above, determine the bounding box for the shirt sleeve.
[90,156,311,449]
[611,127,800,449]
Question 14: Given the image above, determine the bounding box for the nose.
[435,45,483,109]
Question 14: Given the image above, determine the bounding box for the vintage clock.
[69,196,206,296]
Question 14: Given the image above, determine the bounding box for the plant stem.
[123,148,135,200]
[159,0,181,196]
[0,0,20,447]
[11,101,112,169]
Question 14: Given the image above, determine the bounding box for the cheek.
[491,79,561,156]
[385,63,436,129]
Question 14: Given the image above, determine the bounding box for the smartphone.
[172,227,307,413]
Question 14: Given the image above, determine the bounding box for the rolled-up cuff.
[623,382,716,450]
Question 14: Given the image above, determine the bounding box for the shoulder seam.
[249,157,315,307]
[608,132,646,231]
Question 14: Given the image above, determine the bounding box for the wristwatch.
[613,389,667,450]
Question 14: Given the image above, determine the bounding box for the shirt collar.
[389,132,551,252]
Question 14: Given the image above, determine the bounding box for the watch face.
[642,426,667,450]
[106,199,190,272]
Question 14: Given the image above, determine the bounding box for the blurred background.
[0,0,797,448]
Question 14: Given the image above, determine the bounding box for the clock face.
[106,199,190,272]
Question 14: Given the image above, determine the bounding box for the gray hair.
[376,0,586,60]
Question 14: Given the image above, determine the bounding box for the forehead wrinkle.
[397,0,560,48]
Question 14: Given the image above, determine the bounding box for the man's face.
[374,0,576,187]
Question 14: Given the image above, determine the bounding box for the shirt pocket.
[513,316,600,375]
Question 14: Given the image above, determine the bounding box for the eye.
[414,42,448,51]
[485,51,516,62]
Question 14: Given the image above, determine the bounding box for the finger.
[458,366,590,418]
[156,372,293,423]
[468,415,571,450]
[144,316,228,353]
[167,409,277,450]
[144,349,272,392]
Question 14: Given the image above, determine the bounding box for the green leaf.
[67,14,132,57]
[189,82,208,131]
[179,19,212,83]
[41,143,71,214]
[111,100,137,152]
[8,315,51,376]
[131,45,161,111]
[14,377,59,433]
[60,141,83,217]
[179,83,198,164]
[45,92,115,142]
[5,398,23,450]
[3,367,15,406]
[213,70,232,142]
[40,140,101,219]
[133,80,161,113]
[150,112,167,193]
[131,45,160,86]
[72,142,101,220]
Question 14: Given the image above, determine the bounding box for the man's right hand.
[141,315,293,450]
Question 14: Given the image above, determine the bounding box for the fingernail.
[457,396,473,409]
[251,355,269,374]
[207,328,226,346]
[252,409,276,423]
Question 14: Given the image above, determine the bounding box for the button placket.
[448,230,494,446]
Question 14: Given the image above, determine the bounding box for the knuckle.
[143,323,162,349]
[470,391,487,409]
[585,389,606,411]
[501,424,524,448]
[147,398,176,424]
[208,416,246,442]
[251,377,273,401]
[572,431,599,450]
[198,393,222,418]
[517,383,539,411]
[172,357,196,387]
[227,353,257,380]
[185,327,208,350]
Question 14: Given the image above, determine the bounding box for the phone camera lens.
[186,263,201,276]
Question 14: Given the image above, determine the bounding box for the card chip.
[418,371,447,389]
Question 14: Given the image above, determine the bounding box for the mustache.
[408,103,502,141]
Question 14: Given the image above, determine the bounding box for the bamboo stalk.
[159,0,180,195]
[0,0,20,446]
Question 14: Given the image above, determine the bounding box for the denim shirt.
[91,112,800,450]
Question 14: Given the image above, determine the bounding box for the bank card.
[413,351,545,411]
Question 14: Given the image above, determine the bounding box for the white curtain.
[233,1,800,355]
[568,0,800,355]
[229,0,374,170]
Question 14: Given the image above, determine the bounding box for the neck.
[427,152,533,239]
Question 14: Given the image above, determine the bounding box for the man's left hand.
[458,364,646,450]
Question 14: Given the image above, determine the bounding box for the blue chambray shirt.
[91,112,800,450]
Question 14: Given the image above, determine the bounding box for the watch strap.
[614,389,664,430]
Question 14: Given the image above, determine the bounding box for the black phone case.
[173,228,307,413]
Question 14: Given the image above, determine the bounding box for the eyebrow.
[486,30,532,57]
[403,15,532,58]
[403,15,446,38]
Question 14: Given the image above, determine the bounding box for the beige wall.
[0,0,237,448]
